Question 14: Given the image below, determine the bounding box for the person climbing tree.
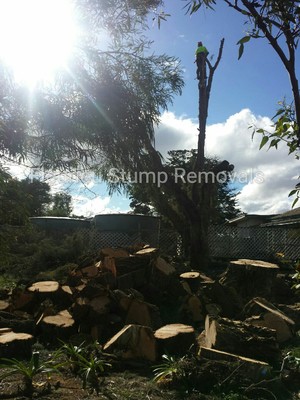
[195,41,209,81]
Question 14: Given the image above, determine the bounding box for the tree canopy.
[129,149,240,223]
[0,0,183,176]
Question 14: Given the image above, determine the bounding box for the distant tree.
[128,150,240,255]
[19,178,52,216]
[46,192,72,217]
[0,167,28,225]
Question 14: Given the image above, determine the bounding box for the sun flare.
[0,0,78,87]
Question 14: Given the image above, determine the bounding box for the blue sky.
[149,1,293,122]
[4,1,299,216]
[74,2,298,217]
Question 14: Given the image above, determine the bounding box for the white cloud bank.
[6,109,299,216]
[155,109,299,214]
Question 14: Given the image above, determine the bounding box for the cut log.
[0,311,35,334]
[28,281,60,293]
[124,298,162,329]
[0,300,10,312]
[11,288,35,311]
[204,315,280,364]
[89,295,111,315]
[103,324,156,361]
[0,331,34,358]
[100,248,130,258]
[199,347,271,382]
[99,257,117,278]
[205,303,222,317]
[220,259,279,302]
[155,257,175,276]
[40,310,75,342]
[201,281,242,317]
[278,303,300,330]
[61,285,73,296]
[154,323,196,356]
[242,297,295,343]
[134,247,158,256]
[117,268,148,290]
[0,328,12,334]
[180,272,200,292]
[42,310,75,328]
[80,264,99,278]
[180,295,204,323]
[72,294,111,321]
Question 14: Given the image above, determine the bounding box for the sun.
[0,0,78,88]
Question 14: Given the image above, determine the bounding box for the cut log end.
[28,281,60,293]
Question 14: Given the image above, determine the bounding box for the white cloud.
[5,109,299,217]
[71,195,113,217]
[155,109,299,215]
[155,111,198,156]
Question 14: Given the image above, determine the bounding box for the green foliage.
[0,274,17,291]
[129,150,240,226]
[0,351,60,396]
[0,167,30,225]
[253,102,299,156]
[153,354,183,383]
[46,192,73,217]
[236,35,251,60]
[251,101,299,206]
[19,178,52,217]
[0,225,85,282]
[55,341,111,392]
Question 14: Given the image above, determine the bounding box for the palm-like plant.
[153,354,181,383]
[55,341,111,392]
[0,351,60,396]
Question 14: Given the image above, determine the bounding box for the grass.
[0,351,61,397]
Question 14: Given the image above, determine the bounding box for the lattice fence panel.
[87,229,160,251]
[159,229,183,256]
[208,225,300,260]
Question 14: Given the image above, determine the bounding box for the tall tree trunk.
[142,39,225,267]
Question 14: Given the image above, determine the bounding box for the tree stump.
[242,297,295,343]
[155,257,176,276]
[180,272,200,292]
[0,331,34,358]
[204,315,280,364]
[103,324,156,361]
[27,280,72,306]
[154,323,196,356]
[220,259,279,301]
[180,295,204,323]
[39,310,75,342]
[124,298,162,330]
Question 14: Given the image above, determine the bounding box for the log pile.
[0,250,298,368]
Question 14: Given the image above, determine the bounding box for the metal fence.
[208,225,300,260]
[3,223,299,260]
[80,225,300,260]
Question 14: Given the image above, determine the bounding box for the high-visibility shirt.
[195,46,208,56]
